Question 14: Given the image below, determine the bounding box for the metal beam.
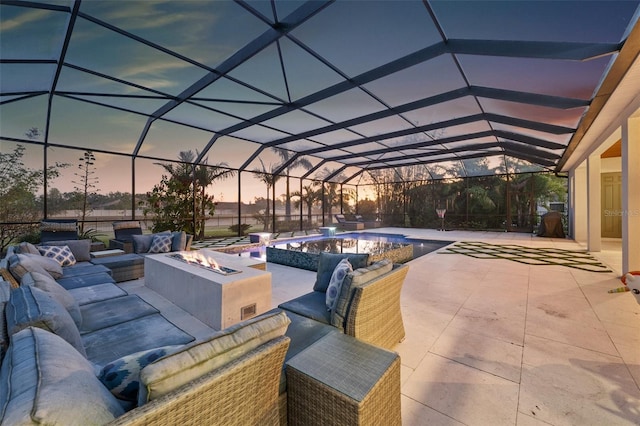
[446,39,621,61]
[305,127,566,163]
[470,86,589,109]
[557,17,640,171]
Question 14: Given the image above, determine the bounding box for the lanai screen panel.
[1,0,639,182]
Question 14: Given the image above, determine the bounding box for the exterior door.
[601,172,622,238]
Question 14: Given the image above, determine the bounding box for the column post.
[621,116,640,273]
[587,155,601,252]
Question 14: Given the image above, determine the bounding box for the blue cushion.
[67,283,127,306]
[56,271,116,290]
[0,327,124,424]
[81,313,195,365]
[99,345,182,402]
[171,231,187,252]
[61,263,111,279]
[279,291,331,324]
[132,234,154,254]
[21,271,82,328]
[90,253,144,269]
[79,295,158,334]
[6,285,86,357]
[313,252,369,292]
[0,281,11,356]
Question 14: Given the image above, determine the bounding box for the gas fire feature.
[145,251,272,330]
[168,252,241,275]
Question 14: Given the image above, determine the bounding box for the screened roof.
[2,0,640,184]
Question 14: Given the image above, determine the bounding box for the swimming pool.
[224,232,454,269]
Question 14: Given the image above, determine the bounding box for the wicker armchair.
[109,221,143,253]
[109,336,290,425]
[279,264,408,351]
[40,219,78,243]
[346,265,408,349]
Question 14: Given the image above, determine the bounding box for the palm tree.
[272,148,312,221]
[253,158,282,231]
[155,150,235,239]
[291,184,319,225]
[313,168,351,220]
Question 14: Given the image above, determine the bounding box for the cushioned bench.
[91,253,145,283]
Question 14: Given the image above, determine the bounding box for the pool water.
[238,232,454,262]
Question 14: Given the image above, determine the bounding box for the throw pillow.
[0,327,124,425]
[132,234,154,254]
[99,345,182,402]
[37,245,77,267]
[132,231,171,254]
[313,252,369,293]
[17,241,40,255]
[21,271,82,327]
[131,234,153,253]
[171,231,187,252]
[7,253,61,280]
[148,234,172,253]
[6,285,87,357]
[43,239,92,262]
[326,258,352,311]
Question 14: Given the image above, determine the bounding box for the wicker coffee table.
[286,332,401,425]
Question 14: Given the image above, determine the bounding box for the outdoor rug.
[439,241,612,272]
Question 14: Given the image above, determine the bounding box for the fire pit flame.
[168,252,240,275]
[182,252,220,269]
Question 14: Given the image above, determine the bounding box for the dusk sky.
[2,0,639,201]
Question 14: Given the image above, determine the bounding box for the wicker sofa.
[0,244,407,425]
[0,247,291,425]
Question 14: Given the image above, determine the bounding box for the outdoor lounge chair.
[40,219,79,243]
[109,220,143,253]
[334,214,364,230]
[354,214,381,228]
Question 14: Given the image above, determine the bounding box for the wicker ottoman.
[286,332,401,426]
[90,253,145,283]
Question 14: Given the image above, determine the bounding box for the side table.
[286,332,401,425]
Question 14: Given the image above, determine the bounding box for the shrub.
[229,223,252,236]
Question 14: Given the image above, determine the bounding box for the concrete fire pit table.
[144,251,271,330]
